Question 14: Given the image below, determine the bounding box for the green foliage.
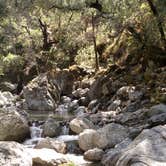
[0,0,7,19]
[0,53,24,75]
[0,0,164,76]
[60,162,76,166]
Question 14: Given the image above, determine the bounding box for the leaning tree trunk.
[38,18,52,51]
[92,13,99,71]
[146,0,166,50]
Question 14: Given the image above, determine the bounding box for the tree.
[146,0,166,49]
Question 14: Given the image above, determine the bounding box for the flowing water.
[23,122,102,165]
[23,100,102,166]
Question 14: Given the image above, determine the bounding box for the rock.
[111,80,126,94]
[78,129,97,151]
[116,86,143,101]
[128,87,143,101]
[122,100,141,112]
[93,123,129,149]
[0,81,17,92]
[91,103,100,114]
[0,141,32,166]
[74,106,87,116]
[72,88,89,98]
[148,112,166,126]
[35,137,66,154]
[79,123,129,151]
[61,96,71,104]
[43,118,61,137]
[107,99,121,111]
[84,148,104,161]
[27,148,91,166]
[88,99,98,110]
[0,91,15,107]
[115,108,149,127]
[102,138,132,166]
[2,91,15,102]
[0,92,8,106]
[81,77,95,89]
[56,135,81,154]
[28,148,67,166]
[51,69,74,95]
[69,117,95,134]
[0,108,30,141]
[68,100,79,112]
[89,111,114,125]
[102,125,166,166]
[88,76,111,100]
[23,74,57,111]
[78,97,89,106]
[147,104,166,117]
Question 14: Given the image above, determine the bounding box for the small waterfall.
[24,122,43,147]
[30,122,43,138]
[61,125,69,135]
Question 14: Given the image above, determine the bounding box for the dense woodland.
[0,0,165,77]
[0,0,165,166]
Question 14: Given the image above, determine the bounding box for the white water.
[23,122,95,165]
[23,122,43,148]
[61,125,69,135]
[56,135,78,142]
[30,122,43,138]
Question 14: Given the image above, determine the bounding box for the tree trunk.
[146,0,166,50]
[92,13,99,71]
[38,18,52,51]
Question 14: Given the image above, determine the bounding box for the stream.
[23,109,101,166]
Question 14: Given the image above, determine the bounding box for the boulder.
[56,135,80,154]
[51,69,74,95]
[80,77,95,89]
[0,81,17,92]
[0,141,32,166]
[148,112,166,126]
[116,86,143,101]
[23,74,58,111]
[0,108,30,141]
[78,123,129,151]
[115,108,149,127]
[43,118,62,137]
[72,88,89,98]
[84,148,104,161]
[61,96,72,104]
[35,137,66,154]
[102,138,132,166]
[27,148,91,166]
[69,117,95,134]
[88,76,111,100]
[27,148,67,166]
[0,91,14,107]
[107,99,121,111]
[88,99,98,110]
[78,129,97,151]
[78,97,89,106]
[75,106,87,116]
[147,104,166,117]
[93,123,129,149]
[2,91,15,102]
[102,125,166,166]
[68,100,79,112]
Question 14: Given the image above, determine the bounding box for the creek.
[23,103,101,166]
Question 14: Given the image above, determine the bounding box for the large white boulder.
[0,108,30,141]
[0,141,32,166]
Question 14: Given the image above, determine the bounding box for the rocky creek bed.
[0,66,166,166]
